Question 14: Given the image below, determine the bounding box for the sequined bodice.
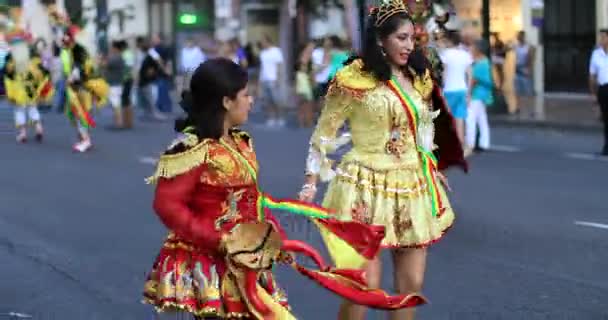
[310,83,437,172]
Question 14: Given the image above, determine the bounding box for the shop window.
[247,8,279,25]
[543,0,596,92]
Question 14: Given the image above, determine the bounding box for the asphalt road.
[0,105,606,320]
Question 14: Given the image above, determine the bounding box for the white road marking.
[574,221,608,230]
[489,145,522,153]
[564,152,608,162]
[138,156,158,165]
[0,312,33,318]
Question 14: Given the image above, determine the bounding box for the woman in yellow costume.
[60,26,109,153]
[3,39,54,143]
[299,1,467,320]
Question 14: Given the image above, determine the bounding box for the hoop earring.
[381,47,387,57]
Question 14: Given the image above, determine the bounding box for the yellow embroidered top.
[306,59,439,181]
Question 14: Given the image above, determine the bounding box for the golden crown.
[369,0,410,27]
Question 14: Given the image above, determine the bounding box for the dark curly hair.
[175,58,248,139]
[354,12,429,81]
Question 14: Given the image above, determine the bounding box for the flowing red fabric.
[281,232,428,311]
[293,264,427,309]
[315,218,385,260]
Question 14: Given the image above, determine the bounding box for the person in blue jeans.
[151,34,173,114]
[466,40,494,156]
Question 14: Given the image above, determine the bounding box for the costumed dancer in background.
[142,58,427,320]
[298,1,467,320]
[61,26,109,152]
[3,39,54,143]
[408,0,451,85]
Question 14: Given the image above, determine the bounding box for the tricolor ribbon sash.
[218,139,334,222]
[65,87,96,128]
[35,76,54,102]
[387,77,442,217]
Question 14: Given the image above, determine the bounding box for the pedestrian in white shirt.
[440,30,473,144]
[258,36,285,128]
[180,38,206,75]
[589,29,608,156]
[311,37,332,101]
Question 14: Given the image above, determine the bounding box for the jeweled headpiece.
[369,0,410,27]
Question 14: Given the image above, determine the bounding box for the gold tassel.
[145,138,210,184]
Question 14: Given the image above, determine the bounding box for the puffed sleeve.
[148,137,218,247]
[306,82,354,181]
[153,164,210,246]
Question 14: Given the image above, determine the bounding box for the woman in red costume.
[142,58,427,319]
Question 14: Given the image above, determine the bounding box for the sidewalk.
[489,93,603,132]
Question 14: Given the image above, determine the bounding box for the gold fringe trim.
[145,138,211,185]
[142,297,252,318]
[325,59,379,101]
[161,241,196,251]
[335,59,378,91]
[326,81,368,101]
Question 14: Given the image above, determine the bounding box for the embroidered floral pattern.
[393,205,413,239]
[385,119,409,157]
[215,189,247,231]
[200,133,258,187]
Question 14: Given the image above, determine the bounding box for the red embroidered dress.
[143,129,426,319]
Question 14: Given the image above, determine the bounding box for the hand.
[436,171,452,192]
[298,183,317,203]
[277,251,295,264]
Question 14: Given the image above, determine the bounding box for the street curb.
[489,117,602,133]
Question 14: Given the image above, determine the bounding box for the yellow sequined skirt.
[321,161,454,248]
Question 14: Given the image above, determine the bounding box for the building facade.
[451,0,605,95]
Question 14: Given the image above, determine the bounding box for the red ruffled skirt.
[142,232,288,318]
